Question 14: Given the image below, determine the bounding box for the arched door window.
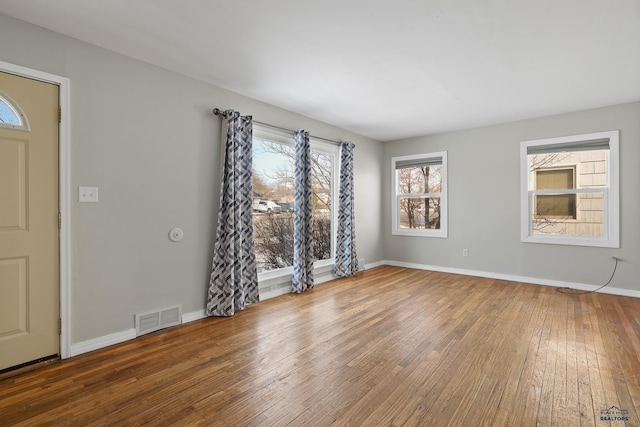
[0,91,29,130]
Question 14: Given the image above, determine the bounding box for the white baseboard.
[70,310,207,357]
[364,260,387,270]
[71,259,637,358]
[382,260,640,298]
[259,286,291,300]
[259,270,338,300]
[182,309,206,323]
[316,273,338,285]
[69,328,136,357]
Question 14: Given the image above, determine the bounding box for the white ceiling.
[1,0,639,141]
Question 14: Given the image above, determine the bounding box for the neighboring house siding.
[531,151,606,237]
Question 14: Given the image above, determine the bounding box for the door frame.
[0,60,71,359]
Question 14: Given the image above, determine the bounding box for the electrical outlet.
[462,249,469,257]
[79,186,99,203]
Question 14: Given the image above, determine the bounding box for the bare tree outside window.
[397,165,442,230]
[252,138,334,273]
[392,152,448,238]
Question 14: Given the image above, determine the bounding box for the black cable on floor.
[556,257,619,295]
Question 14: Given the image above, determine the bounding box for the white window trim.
[253,124,340,282]
[391,151,448,238]
[520,130,619,248]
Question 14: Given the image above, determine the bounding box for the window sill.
[522,234,619,248]
[392,229,448,238]
[258,260,335,288]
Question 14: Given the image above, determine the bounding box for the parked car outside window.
[277,202,293,212]
[252,200,282,214]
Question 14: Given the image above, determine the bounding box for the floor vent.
[135,305,182,336]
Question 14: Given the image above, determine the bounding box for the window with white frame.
[252,125,339,276]
[392,151,448,237]
[520,130,619,248]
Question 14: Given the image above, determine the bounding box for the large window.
[391,151,448,238]
[520,130,619,248]
[252,126,338,275]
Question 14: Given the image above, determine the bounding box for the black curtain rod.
[212,108,349,147]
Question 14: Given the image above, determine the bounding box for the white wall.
[383,102,640,292]
[0,14,384,344]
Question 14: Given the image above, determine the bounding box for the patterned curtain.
[335,141,358,277]
[292,130,314,292]
[207,110,259,316]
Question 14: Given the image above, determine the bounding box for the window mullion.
[531,188,604,196]
[398,193,441,198]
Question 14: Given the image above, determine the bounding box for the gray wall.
[2,11,637,348]
[0,14,384,343]
[383,102,640,292]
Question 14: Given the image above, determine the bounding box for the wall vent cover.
[135,305,182,336]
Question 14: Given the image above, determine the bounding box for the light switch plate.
[79,186,99,202]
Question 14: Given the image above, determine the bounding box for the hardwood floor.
[1,266,639,426]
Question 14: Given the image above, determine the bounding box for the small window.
[0,92,29,130]
[392,151,448,237]
[521,130,619,248]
